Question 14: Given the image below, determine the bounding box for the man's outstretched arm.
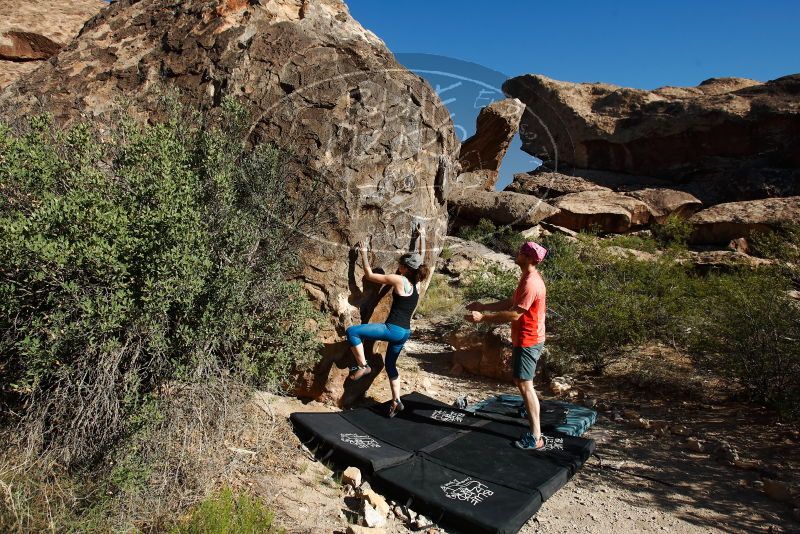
[464,303,524,324]
[466,297,513,312]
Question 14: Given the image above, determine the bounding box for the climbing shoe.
[514,431,545,451]
[348,364,371,381]
[388,399,405,418]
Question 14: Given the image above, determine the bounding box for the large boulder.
[448,189,559,227]
[507,171,610,199]
[458,98,525,191]
[447,324,514,382]
[689,197,800,244]
[624,188,703,223]
[0,0,105,90]
[504,74,800,204]
[437,236,517,278]
[0,0,459,406]
[545,190,651,233]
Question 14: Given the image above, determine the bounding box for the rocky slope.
[0,0,105,90]
[0,0,460,405]
[504,73,800,205]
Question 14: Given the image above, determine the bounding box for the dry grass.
[0,380,300,533]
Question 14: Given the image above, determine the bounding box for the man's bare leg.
[515,378,542,440]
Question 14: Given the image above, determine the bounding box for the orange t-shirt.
[511,270,546,347]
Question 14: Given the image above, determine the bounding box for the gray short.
[512,342,544,381]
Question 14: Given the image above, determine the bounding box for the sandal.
[388,399,405,418]
[348,364,371,381]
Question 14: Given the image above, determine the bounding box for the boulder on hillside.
[0,0,460,406]
[0,0,105,90]
[545,190,651,233]
[448,189,559,227]
[507,171,610,199]
[437,236,517,278]
[624,188,703,222]
[688,197,800,244]
[504,73,800,204]
[458,98,525,190]
[0,31,62,61]
[447,324,514,382]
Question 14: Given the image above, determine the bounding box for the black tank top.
[385,280,419,330]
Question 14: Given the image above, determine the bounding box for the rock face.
[449,189,559,227]
[0,0,459,405]
[504,73,800,204]
[437,236,517,278]
[458,98,525,191]
[624,188,703,223]
[447,324,514,382]
[0,0,105,90]
[689,197,800,244]
[507,171,609,199]
[546,190,651,233]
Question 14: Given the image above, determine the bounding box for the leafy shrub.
[170,488,283,534]
[539,235,688,371]
[685,269,800,417]
[600,234,659,253]
[651,215,693,248]
[462,263,519,302]
[0,100,322,464]
[416,273,463,318]
[749,224,800,262]
[458,218,526,256]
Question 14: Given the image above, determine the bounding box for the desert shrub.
[170,488,283,534]
[685,268,800,417]
[462,263,519,302]
[600,234,659,253]
[651,215,693,248]
[539,235,689,371]
[416,273,463,318]
[749,224,800,262]
[457,218,526,256]
[0,100,323,465]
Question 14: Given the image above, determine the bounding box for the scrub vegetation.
[460,231,800,419]
[0,99,323,531]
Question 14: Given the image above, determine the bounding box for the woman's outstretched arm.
[359,241,403,290]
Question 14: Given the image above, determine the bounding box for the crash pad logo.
[430,410,465,423]
[542,435,564,451]
[440,477,494,505]
[340,433,381,449]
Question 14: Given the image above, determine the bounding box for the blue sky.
[347,0,800,188]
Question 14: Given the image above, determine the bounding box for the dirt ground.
[252,321,799,534]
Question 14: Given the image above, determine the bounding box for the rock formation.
[0,0,105,90]
[457,98,525,190]
[0,0,460,405]
[448,189,559,228]
[504,73,800,205]
[545,190,652,233]
[689,197,800,244]
[624,189,703,223]
[507,171,610,199]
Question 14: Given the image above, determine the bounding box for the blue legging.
[346,322,411,380]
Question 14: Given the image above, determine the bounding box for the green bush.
[458,218,526,256]
[538,235,688,372]
[462,263,519,302]
[416,273,463,318]
[600,234,659,253]
[170,488,283,534]
[685,269,800,417]
[0,101,322,464]
[749,224,800,262]
[651,215,693,248]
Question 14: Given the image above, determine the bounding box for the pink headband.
[519,241,548,263]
